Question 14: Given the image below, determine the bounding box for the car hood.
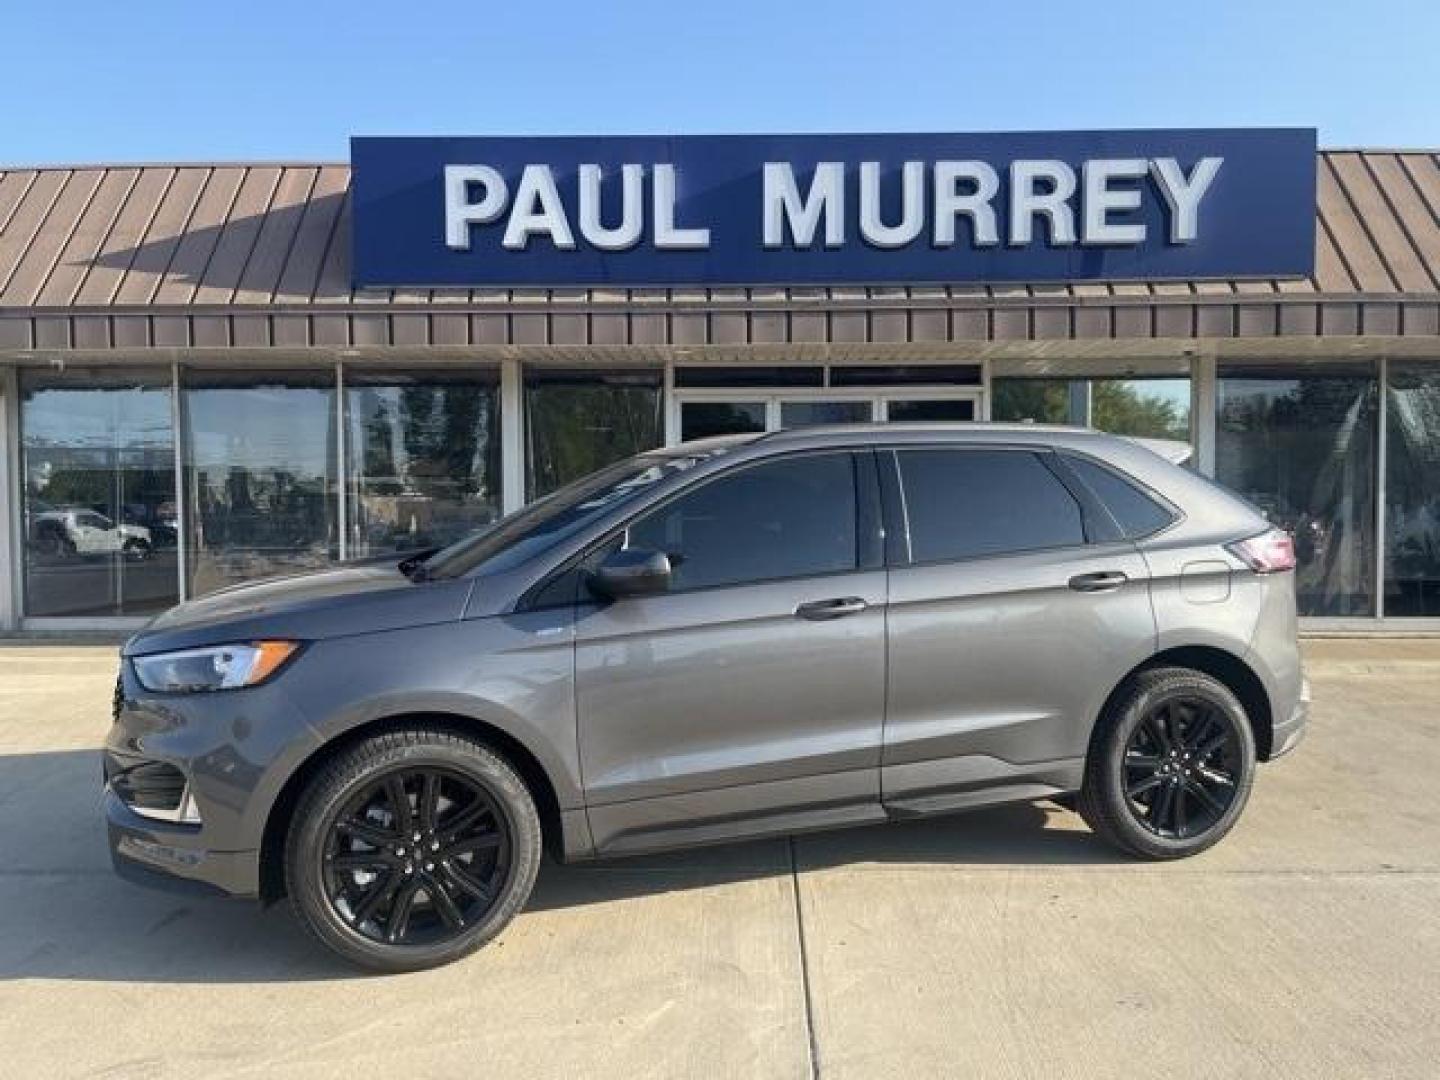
[124,563,474,656]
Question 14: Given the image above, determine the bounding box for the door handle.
[795,597,869,620]
[1068,570,1129,593]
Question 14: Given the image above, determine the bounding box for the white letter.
[1082,158,1148,245]
[933,161,999,247]
[502,165,576,251]
[578,163,644,251]
[1151,157,1223,243]
[859,161,925,249]
[762,162,844,248]
[653,164,710,249]
[444,165,507,250]
[1009,160,1077,246]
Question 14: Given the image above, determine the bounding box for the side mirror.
[591,547,672,599]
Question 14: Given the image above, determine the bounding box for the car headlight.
[132,641,301,693]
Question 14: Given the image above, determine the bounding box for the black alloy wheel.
[1122,696,1241,840]
[1079,667,1256,860]
[286,729,542,972]
[323,766,511,946]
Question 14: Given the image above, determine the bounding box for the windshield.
[73,511,115,530]
[419,444,738,580]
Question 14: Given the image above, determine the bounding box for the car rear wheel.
[1079,667,1256,860]
[285,728,542,972]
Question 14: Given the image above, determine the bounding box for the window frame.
[878,443,1116,570]
[518,448,883,609]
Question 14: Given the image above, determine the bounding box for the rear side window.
[895,449,1085,563]
[1063,455,1177,539]
[626,452,858,591]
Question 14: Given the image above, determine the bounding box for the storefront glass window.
[182,371,339,595]
[345,370,501,557]
[1384,362,1440,616]
[993,377,1191,441]
[886,398,976,422]
[20,370,179,617]
[992,378,1070,425]
[1216,365,1378,617]
[1091,379,1191,441]
[779,400,872,428]
[524,369,662,499]
[680,401,766,441]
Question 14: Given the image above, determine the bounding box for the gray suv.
[105,424,1308,971]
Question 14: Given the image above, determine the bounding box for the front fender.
[277,613,581,811]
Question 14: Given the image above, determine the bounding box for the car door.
[879,445,1157,811]
[576,449,889,854]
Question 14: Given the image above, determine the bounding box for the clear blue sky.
[4,0,1436,165]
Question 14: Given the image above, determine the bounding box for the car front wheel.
[1079,667,1256,860]
[285,728,542,972]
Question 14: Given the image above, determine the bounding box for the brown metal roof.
[1,152,1439,352]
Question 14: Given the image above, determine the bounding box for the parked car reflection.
[29,506,153,561]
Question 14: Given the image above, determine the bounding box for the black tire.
[1079,667,1256,860]
[285,728,542,973]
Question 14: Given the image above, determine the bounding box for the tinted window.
[897,449,1084,562]
[1064,455,1176,539]
[886,399,975,423]
[626,453,858,591]
[524,370,662,500]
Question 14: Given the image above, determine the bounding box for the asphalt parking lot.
[1,640,1437,1079]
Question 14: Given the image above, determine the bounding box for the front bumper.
[1269,675,1311,759]
[105,788,259,897]
[103,658,321,900]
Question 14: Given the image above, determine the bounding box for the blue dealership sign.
[351,129,1316,288]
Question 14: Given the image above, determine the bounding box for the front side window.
[896,448,1085,563]
[626,453,859,592]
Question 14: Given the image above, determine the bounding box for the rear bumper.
[1268,675,1310,759]
[105,788,260,898]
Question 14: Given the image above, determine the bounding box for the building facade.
[2,137,1439,633]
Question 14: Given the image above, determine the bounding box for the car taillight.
[1226,528,1297,573]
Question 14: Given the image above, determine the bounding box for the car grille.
[112,671,124,722]
[107,757,187,815]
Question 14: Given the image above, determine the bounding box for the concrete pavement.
[0,642,1436,1078]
